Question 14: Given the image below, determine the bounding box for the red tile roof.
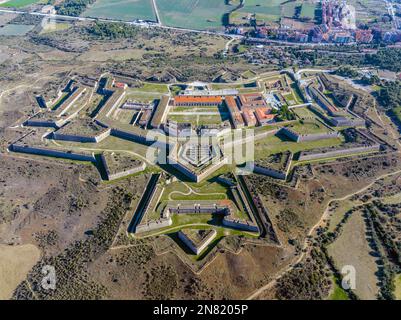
[174,96,222,104]
[255,108,274,120]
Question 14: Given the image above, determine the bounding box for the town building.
[225,96,245,129]
[238,93,267,109]
[242,108,257,127]
[254,108,275,126]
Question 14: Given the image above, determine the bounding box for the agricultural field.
[0,23,34,35]
[82,0,156,22]
[230,0,317,26]
[347,0,388,24]
[299,3,316,20]
[282,2,298,18]
[156,0,232,30]
[237,0,283,23]
[0,0,39,8]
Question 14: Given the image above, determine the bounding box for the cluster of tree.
[276,104,296,121]
[366,48,401,72]
[56,0,96,17]
[334,65,359,78]
[365,205,398,300]
[361,74,381,85]
[87,22,139,39]
[377,81,401,110]
[275,248,332,300]
[289,47,401,73]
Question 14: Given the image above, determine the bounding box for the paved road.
[0,8,361,47]
[0,8,239,39]
[151,0,161,24]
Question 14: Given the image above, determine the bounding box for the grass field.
[131,82,169,94]
[40,22,71,35]
[254,134,341,160]
[156,0,231,30]
[282,2,298,17]
[237,0,283,23]
[0,24,34,36]
[293,107,315,119]
[391,106,401,124]
[329,277,350,300]
[287,120,331,135]
[300,3,316,20]
[329,283,349,300]
[83,0,156,22]
[395,274,401,300]
[327,211,380,300]
[0,244,41,299]
[167,112,229,126]
[0,0,39,8]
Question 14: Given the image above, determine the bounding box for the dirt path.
[246,168,401,300]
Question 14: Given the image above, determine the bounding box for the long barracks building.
[173,95,223,107]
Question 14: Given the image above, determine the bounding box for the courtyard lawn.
[82,0,156,22]
[167,112,229,126]
[156,0,232,30]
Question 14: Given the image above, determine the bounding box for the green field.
[391,106,401,124]
[282,2,298,17]
[131,82,169,94]
[254,134,342,160]
[0,24,34,35]
[329,277,349,300]
[237,0,283,22]
[300,3,316,20]
[395,274,401,300]
[83,0,156,22]
[0,0,39,8]
[156,0,232,30]
[40,22,71,34]
[293,107,316,119]
[287,120,331,134]
[167,113,229,126]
